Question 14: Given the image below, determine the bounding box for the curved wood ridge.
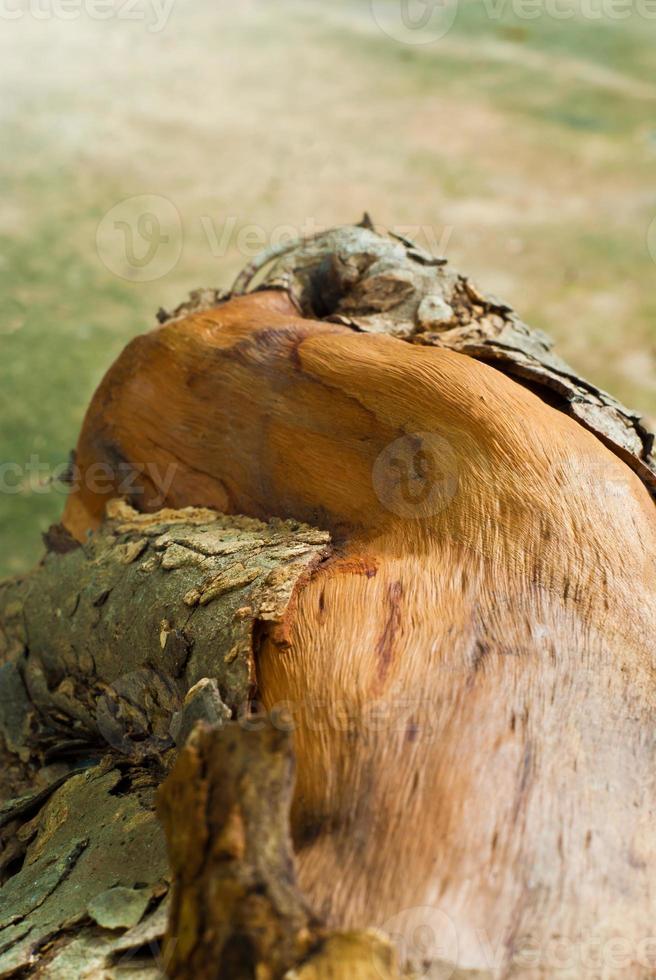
[53,227,656,977]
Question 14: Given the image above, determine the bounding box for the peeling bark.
[0,761,169,978]
[157,721,401,980]
[0,500,330,771]
[3,222,656,978]
[157,722,318,978]
[0,503,330,977]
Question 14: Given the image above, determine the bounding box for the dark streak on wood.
[375,581,403,687]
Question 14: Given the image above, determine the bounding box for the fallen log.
[0,503,405,978]
[1,222,655,977]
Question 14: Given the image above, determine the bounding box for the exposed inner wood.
[60,279,656,977]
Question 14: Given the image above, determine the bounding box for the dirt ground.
[1,0,656,575]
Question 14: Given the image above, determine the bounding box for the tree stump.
[1,222,655,978]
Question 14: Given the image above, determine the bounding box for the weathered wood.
[231,221,656,495]
[0,759,169,978]
[0,500,330,772]
[157,720,402,980]
[59,226,656,976]
[4,223,656,977]
[158,721,316,978]
[0,503,330,977]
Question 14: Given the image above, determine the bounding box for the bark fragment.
[0,761,168,977]
[157,721,401,980]
[0,501,330,770]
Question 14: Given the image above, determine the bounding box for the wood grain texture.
[229,222,656,496]
[62,290,656,977]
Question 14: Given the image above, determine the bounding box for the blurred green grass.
[1,0,655,577]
